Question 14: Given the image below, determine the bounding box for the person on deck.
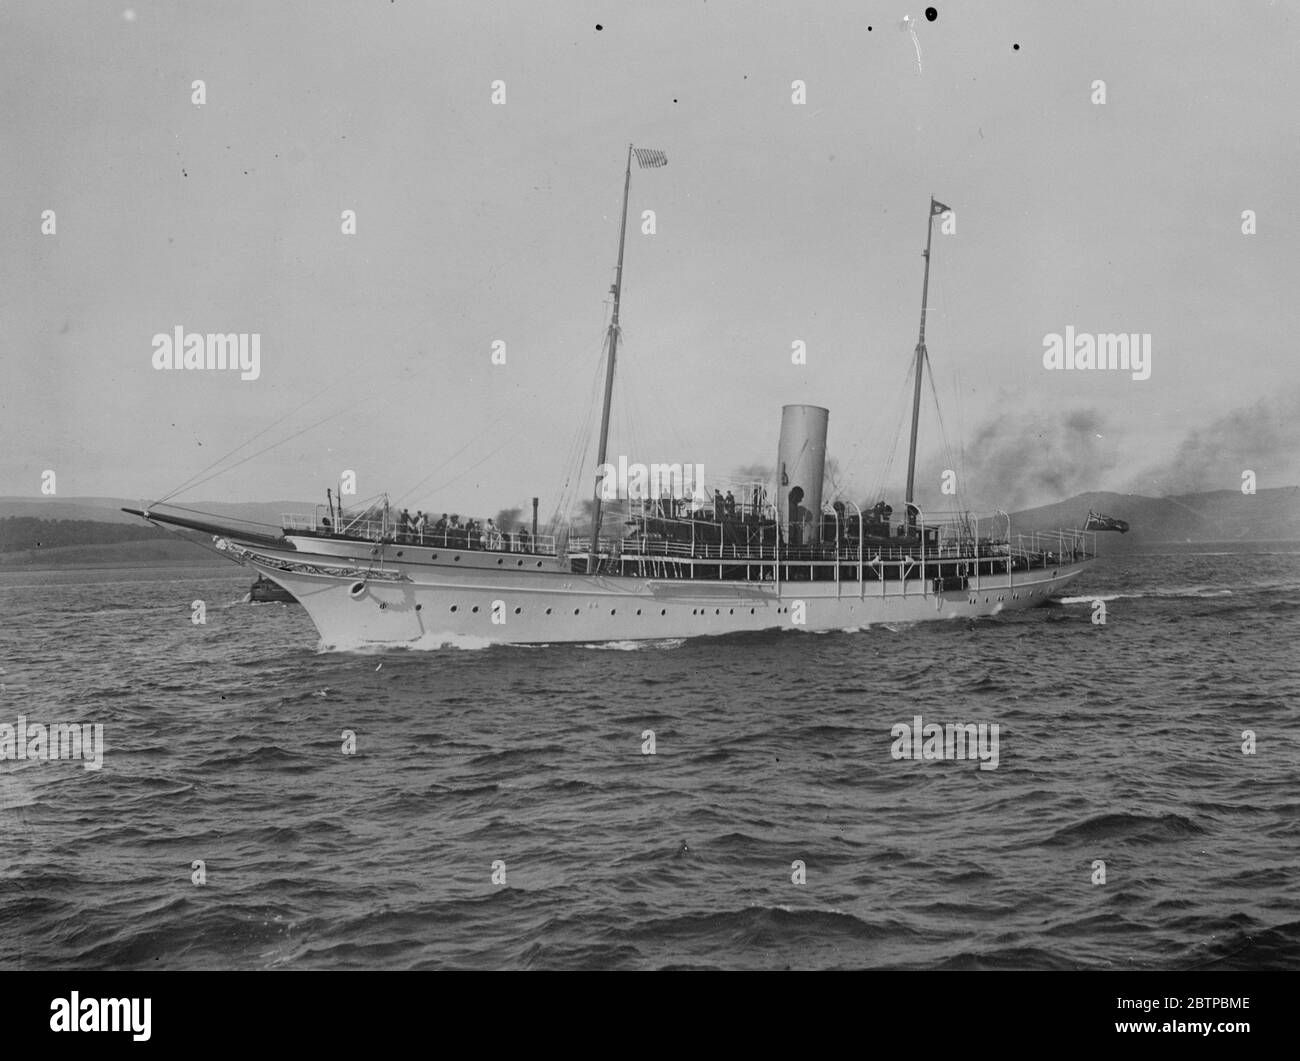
[518,526,531,553]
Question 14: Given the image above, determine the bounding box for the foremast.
[587,144,667,573]
[905,196,947,530]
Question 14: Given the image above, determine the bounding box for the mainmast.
[905,195,946,530]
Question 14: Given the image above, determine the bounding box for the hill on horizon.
[1008,487,1300,550]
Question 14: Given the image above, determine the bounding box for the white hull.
[231,537,1090,647]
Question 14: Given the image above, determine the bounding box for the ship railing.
[567,511,1098,570]
[283,512,388,541]
[283,511,557,554]
[413,529,556,555]
[566,536,619,556]
[588,535,1025,565]
[1008,528,1095,566]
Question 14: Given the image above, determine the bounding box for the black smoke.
[1126,391,1300,496]
[951,408,1126,511]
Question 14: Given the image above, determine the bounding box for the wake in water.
[1056,586,1235,604]
[575,638,687,651]
[316,630,494,653]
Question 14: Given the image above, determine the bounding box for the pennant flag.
[931,199,951,215]
[1084,510,1130,534]
[633,147,668,169]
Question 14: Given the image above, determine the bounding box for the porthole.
[636,609,642,615]
[378,602,387,610]
[370,548,379,556]
[472,606,479,613]
[454,555,461,562]
[611,609,616,615]
[545,607,552,615]
[430,553,438,560]
[517,560,523,567]
[574,608,580,615]
[514,607,522,615]
[535,561,543,568]
[349,581,366,598]
[450,605,458,612]
[497,558,503,565]
[660,609,667,615]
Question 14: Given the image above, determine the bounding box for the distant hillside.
[0,517,172,553]
[0,515,235,568]
[1010,487,1300,551]
[0,537,229,568]
[0,497,315,528]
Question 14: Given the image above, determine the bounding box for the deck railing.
[569,511,1095,569]
[282,511,557,556]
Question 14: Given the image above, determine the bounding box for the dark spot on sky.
[595,24,602,31]
[925,7,937,20]
[1013,43,1020,50]
[673,98,678,103]
[867,25,872,31]
[181,169,187,177]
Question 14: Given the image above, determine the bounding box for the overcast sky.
[3,0,1297,518]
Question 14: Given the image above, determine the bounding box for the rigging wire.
[543,292,616,533]
[157,366,426,502]
[156,375,355,505]
[547,330,609,532]
[871,353,919,504]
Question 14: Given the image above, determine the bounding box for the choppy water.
[1,549,1298,970]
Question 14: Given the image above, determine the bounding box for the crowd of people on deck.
[644,486,765,524]
[393,510,534,552]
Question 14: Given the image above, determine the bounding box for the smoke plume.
[1125,391,1300,496]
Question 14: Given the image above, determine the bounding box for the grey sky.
[3,0,1297,518]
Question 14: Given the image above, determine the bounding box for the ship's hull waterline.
[233,538,1090,647]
